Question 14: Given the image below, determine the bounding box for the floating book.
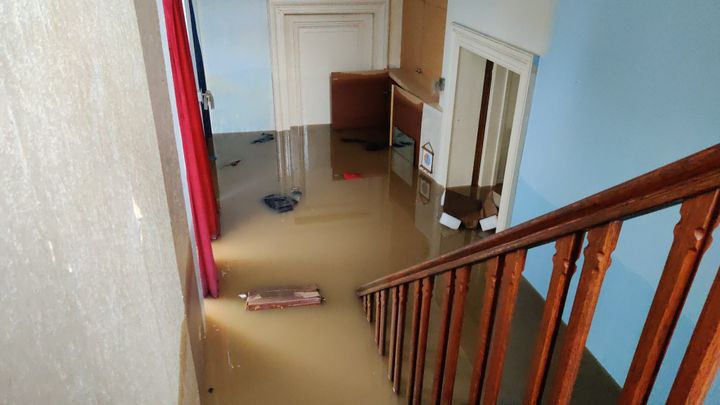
[244,284,323,311]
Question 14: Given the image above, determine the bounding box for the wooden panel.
[620,190,720,405]
[406,280,423,401]
[546,221,623,405]
[420,1,447,84]
[441,266,471,405]
[432,272,456,404]
[394,284,408,393]
[411,276,435,405]
[357,144,720,297]
[388,287,399,380]
[330,70,390,130]
[400,0,447,92]
[379,289,388,355]
[468,257,502,405]
[400,0,423,77]
[425,0,448,11]
[666,267,720,405]
[523,232,585,405]
[480,250,528,405]
[391,85,424,164]
[389,68,440,109]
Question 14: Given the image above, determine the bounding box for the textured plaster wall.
[1,1,200,404]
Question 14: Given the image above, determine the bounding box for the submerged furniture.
[330,69,433,167]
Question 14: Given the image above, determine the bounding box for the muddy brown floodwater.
[201,125,618,405]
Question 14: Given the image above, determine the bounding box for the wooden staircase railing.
[356,144,720,405]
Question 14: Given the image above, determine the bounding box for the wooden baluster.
[406,280,423,402]
[411,276,435,405]
[368,295,372,322]
[362,295,367,318]
[619,190,720,405]
[432,271,456,404]
[666,266,720,405]
[545,221,622,405]
[375,292,381,344]
[480,249,528,405]
[523,232,585,405]
[367,294,374,322]
[441,266,471,405]
[379,289,388,355]
[468,257,502,405]
[388,287,399,380]
[394,284,408,393]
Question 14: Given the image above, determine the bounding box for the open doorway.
[447,48,520,189]
[440,24,535,231]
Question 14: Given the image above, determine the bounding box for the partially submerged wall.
[0,1,200,403]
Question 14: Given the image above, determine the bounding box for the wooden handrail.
[357,143,720,296]
[358,144,720,405]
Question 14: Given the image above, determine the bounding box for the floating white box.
[479,215,498,231]
[439,212,461,230]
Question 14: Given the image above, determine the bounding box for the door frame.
[439,23,537,231]
[268,0,389,131]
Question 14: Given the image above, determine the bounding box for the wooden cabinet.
[328,0,447,167]
[400,0,448,95]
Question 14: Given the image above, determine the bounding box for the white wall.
[445,0,557,55]
[420,103,444,183]
[196,0,275,133]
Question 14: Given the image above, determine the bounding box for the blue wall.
[195,0,275,133]
[513,0,720,401]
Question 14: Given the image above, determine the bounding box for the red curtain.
[163,0,220,297]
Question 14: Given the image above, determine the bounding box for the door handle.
[201,90,214,110]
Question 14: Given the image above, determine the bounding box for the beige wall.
[1,1,200,404]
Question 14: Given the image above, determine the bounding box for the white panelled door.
[284,13,374,126]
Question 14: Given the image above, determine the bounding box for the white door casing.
[268,0,389,131]
[439,23,537,231]
[285,14,374,126]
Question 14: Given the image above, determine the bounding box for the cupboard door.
[330,70,390,130]
[391,85,424,164]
